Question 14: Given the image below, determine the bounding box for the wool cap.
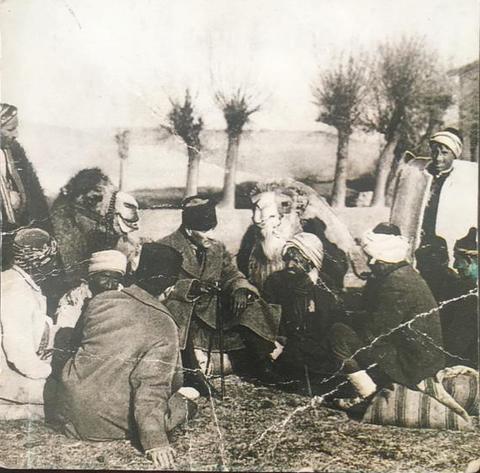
[181,195,217,232]
[88,250,127,276]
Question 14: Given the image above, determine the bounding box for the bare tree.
[215,89,261,208]
[365,36,453,206]
[312,54,366,207]
[115,129,131,190]
[168,90,204,197]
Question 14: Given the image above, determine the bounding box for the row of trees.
[116,36,455,209]
[313,36,454,207]
[167,89,260,208]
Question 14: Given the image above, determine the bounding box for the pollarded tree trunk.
[220,134,240,208]
[331,129,350,207]
[185,146,201,197]
[372,134,400,207]
[119,158,126,191]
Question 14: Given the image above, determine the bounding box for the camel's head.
[60,168,116,217]
[110,191,140,235]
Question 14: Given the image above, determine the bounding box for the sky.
[0,0,478,130]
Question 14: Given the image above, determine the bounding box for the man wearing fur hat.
[390,127,477,266]
[328,223,470,423]
[1,103,52,267]
[263,232,345,390]
[158,195,281,389]
[0,228,58,419]
[56,248,198,469]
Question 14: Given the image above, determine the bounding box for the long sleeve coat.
[57,285,183,451]
[356,262,445,386]
[263,269,345,374]
[159,229,260,350]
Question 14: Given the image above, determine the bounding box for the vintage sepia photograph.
[0,0,479,471]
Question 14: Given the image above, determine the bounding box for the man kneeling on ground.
[328,223,471,423]
[56,249,199,469]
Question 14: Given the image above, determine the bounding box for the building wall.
[453,61,479,162]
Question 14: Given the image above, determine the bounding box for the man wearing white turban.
[263,232,346,390]
[390,127,477,266]
[328,223,471,424]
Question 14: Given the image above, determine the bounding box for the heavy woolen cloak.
[57,285,183,450]
[347,262,445,386]
[390,158,477,265]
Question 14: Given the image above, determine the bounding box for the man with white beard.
[240,191,303,289]
[238,186,349,293]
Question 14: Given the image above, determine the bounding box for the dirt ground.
[1,375,478,472]
[2,207,476,472]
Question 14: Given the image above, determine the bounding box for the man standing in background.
[1,103,52,267]
[390,128,477,265]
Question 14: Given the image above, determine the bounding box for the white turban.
[88,250,127,276]
[361,230,410,264]
[430,131,463,159]
[283,232,324,271]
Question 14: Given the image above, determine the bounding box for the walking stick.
[304,364,313,398]
[215,283,225,400]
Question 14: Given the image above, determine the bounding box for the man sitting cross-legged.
[158,195,281,389]
[328,223,471,424]
[56,249,199,469]
[0,228,59,420]
[263,232,346,393]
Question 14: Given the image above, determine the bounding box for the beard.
[259,212,302,261]
[248,212,302,290]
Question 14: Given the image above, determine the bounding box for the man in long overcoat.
[329,223,471,422]
[158,196,281,388]
[56,251,198,469]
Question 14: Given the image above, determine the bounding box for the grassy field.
[3,206,477,472]
[1,376,479,471]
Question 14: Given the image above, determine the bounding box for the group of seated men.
[0,108,478,468]
[1,193,478,467]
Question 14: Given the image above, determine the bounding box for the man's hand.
[146,446,175,469]
[232,288,255,316]
[189,280,219,297]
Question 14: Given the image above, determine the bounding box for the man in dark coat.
[56,250,198,469]
[157,195,281,389]
[441,228,478,368]
[1,103,52,267]
[327,223,471,421]
[263,232,345,391]
[415,235,459,303]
